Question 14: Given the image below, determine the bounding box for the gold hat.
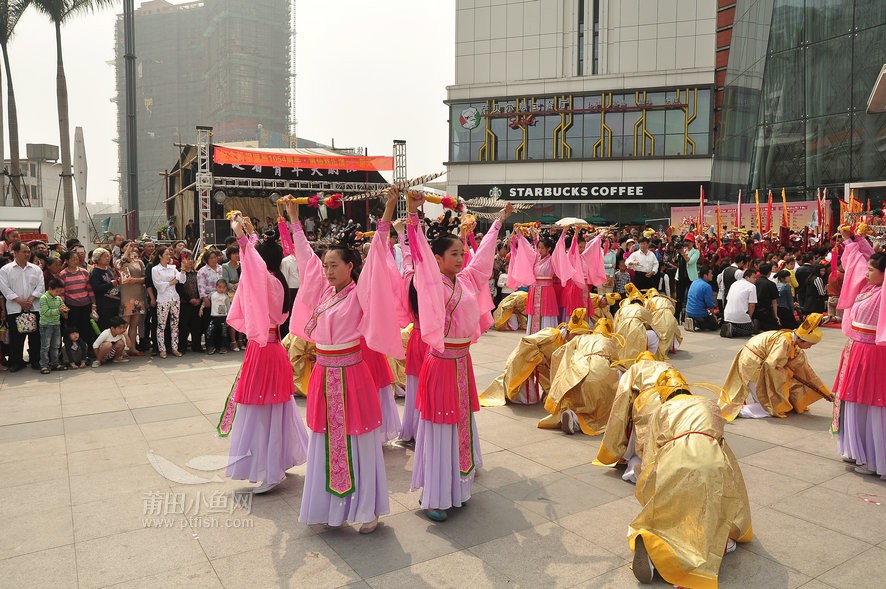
[620,283,646,307]
[656,368,690,403]
[592,318,614,336]
[642,228,655,238]
[567,308,592,335]
[636,350,656,362]
[604,292,622,305]
[795,313,824,344]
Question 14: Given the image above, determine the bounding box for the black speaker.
[204,219,233,245]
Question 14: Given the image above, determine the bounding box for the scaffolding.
[195,126,213,241]
[393,140,407,217]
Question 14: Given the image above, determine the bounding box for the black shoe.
[632,536,654,583]
[54,364,69,371]
[8,364,21,373]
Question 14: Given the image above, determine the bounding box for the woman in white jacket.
[151,246,186,358]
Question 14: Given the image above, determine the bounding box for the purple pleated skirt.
[298,429,390,525]
[838,400,886,479]
[410,417,483,510]
[225,399,308,483]
[379,384,402,443]
[399,375,421,441]
[526,315,558,335]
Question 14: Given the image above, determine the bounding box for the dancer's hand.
[407,191,425,214]
[283,196,299,223]
[497,202,514,222]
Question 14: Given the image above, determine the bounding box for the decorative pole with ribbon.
[781,187,789,228]
[755,189,762,235]
[766,189,773,234]
[698,185,705,232]
[736,189,742,229]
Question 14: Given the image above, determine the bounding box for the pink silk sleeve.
[288,221,328,341]
[581,234,607,286]
[356,221,406,359]
[407,213,446,352]
[838,236,874,311]
[461,220,503,336]
[227,235,272,346]
[552,230,576,286]
[506,234,536,288]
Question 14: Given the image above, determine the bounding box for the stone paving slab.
[0,326,883,588]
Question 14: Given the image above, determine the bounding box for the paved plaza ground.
[1,325,884,588]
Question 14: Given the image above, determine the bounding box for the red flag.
[755,189,762,234]
[716,202,722,243]
[698,185,705,232]
[816,188,823,238]
[766,189,773,234]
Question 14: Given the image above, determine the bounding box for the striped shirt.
[59,267,95,307]
[38,292,65,326]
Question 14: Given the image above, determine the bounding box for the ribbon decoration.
[754,189,762,234]
[277,193,343,209]
[781,188,789,227]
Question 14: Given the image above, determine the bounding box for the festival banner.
[213,145,394,172]
[671,201,827,234]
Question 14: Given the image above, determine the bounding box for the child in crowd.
[92,316,130,367]
[38,278,69,374]
[65,328,87,369]
[204,279,230,354]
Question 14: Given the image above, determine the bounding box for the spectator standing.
[151,246,186,358]
[0,241,44,371]
[117,242,146,356]
[775,270,798,329]
[38,278,68,373]
[800,263,828,315]
[675,233,699,316]
[142,240,158,353]
[177,253,203,353]
[625,237,659,290]
[197,250,224,337]
[221,245,243,350]
[205,279,230,354]
[89,248,121,331]
[279,250,300,338]
[59,251,96,355]
[826,263,844,322]
[752,262,780,331]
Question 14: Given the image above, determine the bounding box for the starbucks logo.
[459,107,481,130]
[489,186,502,199]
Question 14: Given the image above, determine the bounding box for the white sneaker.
[252,479,281,494]
[725,538,737,554]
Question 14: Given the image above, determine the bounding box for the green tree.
[0,1,30,206]
[33,0,114,235]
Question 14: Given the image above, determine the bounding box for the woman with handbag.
[89,248,122,332]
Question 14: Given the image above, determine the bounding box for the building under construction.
[115,0,293,234]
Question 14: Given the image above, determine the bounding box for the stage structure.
[167,126,395,242]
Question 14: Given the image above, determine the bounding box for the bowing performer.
[406,191,513,522]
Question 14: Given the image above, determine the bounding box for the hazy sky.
[7,0,455,209]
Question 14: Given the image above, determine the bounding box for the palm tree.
[0,1,31,207]
[33,0,114,235]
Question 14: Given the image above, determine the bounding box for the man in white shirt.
[722,268,759,338]
[390,229,404,275]
[625,237,659,291]
[279,254,300,336]
[0,241,45,371]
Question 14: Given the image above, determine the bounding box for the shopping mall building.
[445,0,886,225]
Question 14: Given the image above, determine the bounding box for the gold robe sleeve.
[493,291,528,330]
[281,333,316,397]
[629,395,753,589]
[647,297,683,361]
[614,305,654,361]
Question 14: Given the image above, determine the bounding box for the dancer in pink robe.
[512,232,559,334]
[396,221,427,442]
[406,192,514,522]
[224,218,309,494]
[284,189,404,533]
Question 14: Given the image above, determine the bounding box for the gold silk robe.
[281,333,316,397]
[479,327,565,406]
[720,330,831,420]
[589,293,614,323]
[646,296,683,361]
[629,394,753,589]
[539,333,620,435]
[493,291,528,331]
[614,304,654,361]
[596,359,672,465]
[387,324,411,390]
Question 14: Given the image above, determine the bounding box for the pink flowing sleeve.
[461,220,503,336]
[580,234,607,287]
[552,230,576,286]
[227,235,272,346]
[838,236,874,311]
[288,221,328,341]
[407,213,446,352]
[356,221,406,359]
[506,234,536,288]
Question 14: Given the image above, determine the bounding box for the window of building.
[577,0,585,76]
[449,87,713,163]
[592,0,600,75]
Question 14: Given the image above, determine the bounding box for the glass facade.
[713,0,886,200]
[448,87,712,164]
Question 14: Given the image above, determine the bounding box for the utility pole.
[123,0,139,237]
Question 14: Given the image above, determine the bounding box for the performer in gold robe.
[588,292,620,323]
[388,324,411,395]
[493,290,528,331]
[644,288,682,360]
[614,284,657,361]
[539,318,621,435]
[280,332,316,397]
[595,352,672,483]
[478,321,569,407]
[630,369,753,588]
[720,313,833,420]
